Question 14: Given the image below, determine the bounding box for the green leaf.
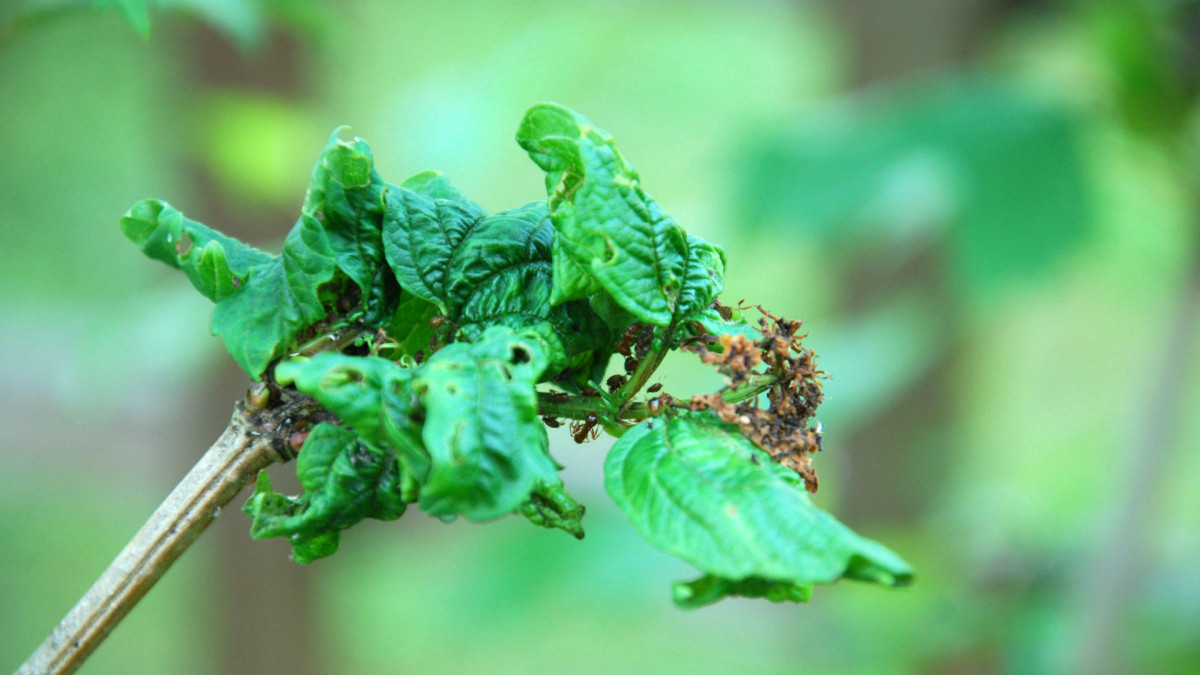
[241,423,415,563]
[120,199,273,302]
[519,478,586,540]
[380,184,488,310]
[516,103,725,326]
[242,471,339,563]
[605,415,913,607]
[384,292,442,359]
[678,235,725,319]
[209,213,339,377]
[302,129,392,324]
[383,190,610,370]
[735,77,1091,295]
[397,169,477,204]
[122,200,341,378]
[412,327,561,521]
[274,353,430,483]
[673,574,813,609]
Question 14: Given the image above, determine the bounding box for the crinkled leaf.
[241,423,415,563]
[677,234,726,321]
[519,478,586,540]
[381,184,488,309]
[120,199,272,302]
[122,200,339,378]
[275,353,430,482]
[302,129,393,323]
[516,103,725,326]
[210,213,338,378]
[242,471,340,563]
[605,415,913,607]
[413,326,560,521]
[383,192,609,370]
[398,169,477,205]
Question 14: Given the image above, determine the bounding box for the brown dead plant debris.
[686,302,825,492]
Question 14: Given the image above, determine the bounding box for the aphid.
[646,383,663,393]
[606,373,627,391]
[647,397,662,415]
[570,412,601,443]
[624,356,639,374]
[429,316,447,330]
[615,323,641,357]
[542,417,561,428]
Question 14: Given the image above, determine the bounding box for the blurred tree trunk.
[182,22,320,675]
[821,0,991,524]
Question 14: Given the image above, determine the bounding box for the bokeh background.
[3,0,1199,672]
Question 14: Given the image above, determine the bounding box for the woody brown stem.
[17,394,317,675]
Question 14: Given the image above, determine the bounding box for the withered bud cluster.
[686,304,825,493]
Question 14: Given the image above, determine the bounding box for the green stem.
[614,326,674,408]
[721,372,777,405]
[288,326,369,358]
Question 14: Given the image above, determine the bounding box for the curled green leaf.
[209,213,339,378]
[673,574,813,609]
[302,129,393,324]
[413,327,561,521]
[242,423,415,563]
[519,478,586,540]
[120,199,272,302]
[382,189,609,372]
[274,353,430,482]
[516,103,725,326]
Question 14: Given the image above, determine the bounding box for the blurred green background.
[3,0,1199,672]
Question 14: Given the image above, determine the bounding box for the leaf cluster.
[122,103,912,606]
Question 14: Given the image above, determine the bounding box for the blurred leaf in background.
[735,75,1093,298]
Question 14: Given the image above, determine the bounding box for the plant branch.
[615,327,673,407]
[18,392,318,675]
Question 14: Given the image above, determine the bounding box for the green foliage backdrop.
[2,0,1199,673]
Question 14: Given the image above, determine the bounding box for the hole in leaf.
[175,233,193,257]
[510,346,531,364]
[603,237,618,264]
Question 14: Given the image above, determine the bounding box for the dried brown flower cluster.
[686,304,825,492]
